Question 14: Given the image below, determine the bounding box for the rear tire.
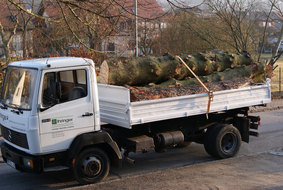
[204,124,241,159]
[73,147,110,184]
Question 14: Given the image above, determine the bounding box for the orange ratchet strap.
[176,56,214,119]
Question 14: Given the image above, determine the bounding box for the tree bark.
[0,20,18,64]
[156,65,252,87]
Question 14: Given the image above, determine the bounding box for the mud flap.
[234,117,250,143]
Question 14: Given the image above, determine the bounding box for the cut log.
[99,60,109,84]
[100,56,182,86]
[98,50,255,86]
[251,62,273,83]
[155,65,251,87]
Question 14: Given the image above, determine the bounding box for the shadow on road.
[0,143,214,190]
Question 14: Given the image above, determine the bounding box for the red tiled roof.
[40,0,165,21]
[116,0,165,20]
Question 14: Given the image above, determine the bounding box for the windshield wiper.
[0,101,8,110]
[11,109,23,115]
[9,103,24,114]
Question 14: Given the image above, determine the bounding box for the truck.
[0,57,270,184]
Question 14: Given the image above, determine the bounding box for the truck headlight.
[23,158,34,169]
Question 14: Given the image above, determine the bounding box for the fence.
[271,67,283,94]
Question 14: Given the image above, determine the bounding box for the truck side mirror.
[38,104,46,112]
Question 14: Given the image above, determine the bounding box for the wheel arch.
[68,131,122,167]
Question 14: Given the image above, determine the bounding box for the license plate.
[7,159,16,169]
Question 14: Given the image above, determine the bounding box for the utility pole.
[135,0,138,57]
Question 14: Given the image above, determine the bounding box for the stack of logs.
[98,50,272,102]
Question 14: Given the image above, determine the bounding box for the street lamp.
[135,0,138,57]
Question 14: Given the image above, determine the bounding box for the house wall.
[102,19,167,57]
[10,30,33,58]
[0,30,33,59]
[102,35,135,57]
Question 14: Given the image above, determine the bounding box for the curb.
[249,105,283,113]
[249,98,283,113]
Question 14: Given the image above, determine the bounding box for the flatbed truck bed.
[98,80,271,128]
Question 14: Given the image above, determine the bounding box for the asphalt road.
[0,109,283,190]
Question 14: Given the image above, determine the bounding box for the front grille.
[0,125,29,149]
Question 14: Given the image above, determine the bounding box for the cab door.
[38,67,94,153]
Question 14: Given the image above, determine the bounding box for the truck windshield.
[1,67,37,110]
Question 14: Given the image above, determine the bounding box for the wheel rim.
[82,156,102,177]
[221,132,237,154]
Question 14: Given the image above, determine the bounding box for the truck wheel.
[73,147,110,184]
[204,124,241,159]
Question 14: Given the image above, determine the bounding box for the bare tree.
[0,0,19,63]
[151,0,266,56]
[270,0,283,59]
[4,0,222,58]
[257,0,278,61]
[139,19,155,55]
[5,0,125,55]
[18,0,36,58]
[6,0,173,57]
[0,20,18,63]
[206,0,262,53]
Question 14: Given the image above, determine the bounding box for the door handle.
[82,112,93,117]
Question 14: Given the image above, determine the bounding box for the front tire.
[73,147,110,184]
[204,124,241,159]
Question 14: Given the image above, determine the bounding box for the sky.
[157,0,205,9]
[157,0,283,11]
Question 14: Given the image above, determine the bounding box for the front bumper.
[0,140,43,173]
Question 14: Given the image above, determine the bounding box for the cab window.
[42,69,87,107]
[60,71,74,83]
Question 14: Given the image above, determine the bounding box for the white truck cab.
[0,57,121,184]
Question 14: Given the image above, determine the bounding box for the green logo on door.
[52,119,57,124]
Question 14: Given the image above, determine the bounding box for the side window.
[60,71,74,83]
[77,70,86,84]
[41,69,87,107]
[42,72,57,107]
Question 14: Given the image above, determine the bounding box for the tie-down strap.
[176,56,214,118]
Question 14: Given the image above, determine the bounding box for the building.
[35,0,167,57]
[101,0,167,56]
[0,0,34,59]
[256,11,283,53]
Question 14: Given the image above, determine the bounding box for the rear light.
[49,157,55,162]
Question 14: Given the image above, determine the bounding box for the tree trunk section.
[99,50,254,86]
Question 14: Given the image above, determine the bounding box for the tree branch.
[7,0,60,23]
[56,0,112,54]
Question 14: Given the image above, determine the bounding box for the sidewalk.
[72,151,283,190]
[250,98,283,112]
